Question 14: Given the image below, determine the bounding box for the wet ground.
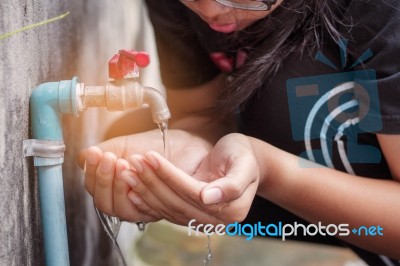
[128,221,364,266]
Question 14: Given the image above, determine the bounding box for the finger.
[113,164,135,220]
[121,164,168,216]
[114,158,130,212]
[116,158,130,173]
[129,154,213,225]
[113,161,160,222]
[143,151,205,204]
[78,134,132,168]
[143,151,243,223]
[201,154,259,205]
[114,175,160,223]
[94,152,117,215]
[84,146,103,196]
[127,190,162,220]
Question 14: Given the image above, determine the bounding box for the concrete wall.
[0,1,157,265]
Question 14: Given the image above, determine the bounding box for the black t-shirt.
[144,0,400,264]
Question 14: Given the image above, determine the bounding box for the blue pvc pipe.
[37,164,69,266]
[30,77,79,266]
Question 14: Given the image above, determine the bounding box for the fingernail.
[128,192,142,205]
[83,161,87,173]
[116,159,129,173]
[203,188,222,205]
[145,153,159,169]
[121,170,137,187]
[130,157,143,173]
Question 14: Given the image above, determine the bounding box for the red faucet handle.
[120,50,150,68]
[108,50,150,79]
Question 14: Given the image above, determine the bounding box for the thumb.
[200,155,258,205]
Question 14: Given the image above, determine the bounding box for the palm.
[96,128,212,175]
[191,134,251,183]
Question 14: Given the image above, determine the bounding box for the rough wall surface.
[0,1,146,265]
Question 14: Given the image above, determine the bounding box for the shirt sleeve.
[144,0,220,89]
[341,0,400,134]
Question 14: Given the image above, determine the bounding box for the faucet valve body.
[77,80,171,124]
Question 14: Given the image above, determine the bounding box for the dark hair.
[214,0,348,118]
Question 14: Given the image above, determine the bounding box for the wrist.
[247,136,286,198]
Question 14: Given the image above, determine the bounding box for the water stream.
[204,235,213,266]
[94,121,169,265]
[157,121,170,159]
[96,120,213,265]
[157,121,213,266]
[94,208,127,266]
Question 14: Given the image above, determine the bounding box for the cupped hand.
[79,128,213,222]
[122,133,260,226]
[79,128,212,174]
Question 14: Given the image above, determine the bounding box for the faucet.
[24,49,171,266]
[77,49,171,124]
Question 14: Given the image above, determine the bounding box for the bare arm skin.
[251,133,400,259]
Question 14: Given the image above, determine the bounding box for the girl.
[80,0,400,264]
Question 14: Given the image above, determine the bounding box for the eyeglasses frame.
[180,0,278,11]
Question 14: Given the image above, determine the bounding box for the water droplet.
[137,222,146,232]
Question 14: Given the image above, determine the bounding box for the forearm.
[249,136,400,259]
